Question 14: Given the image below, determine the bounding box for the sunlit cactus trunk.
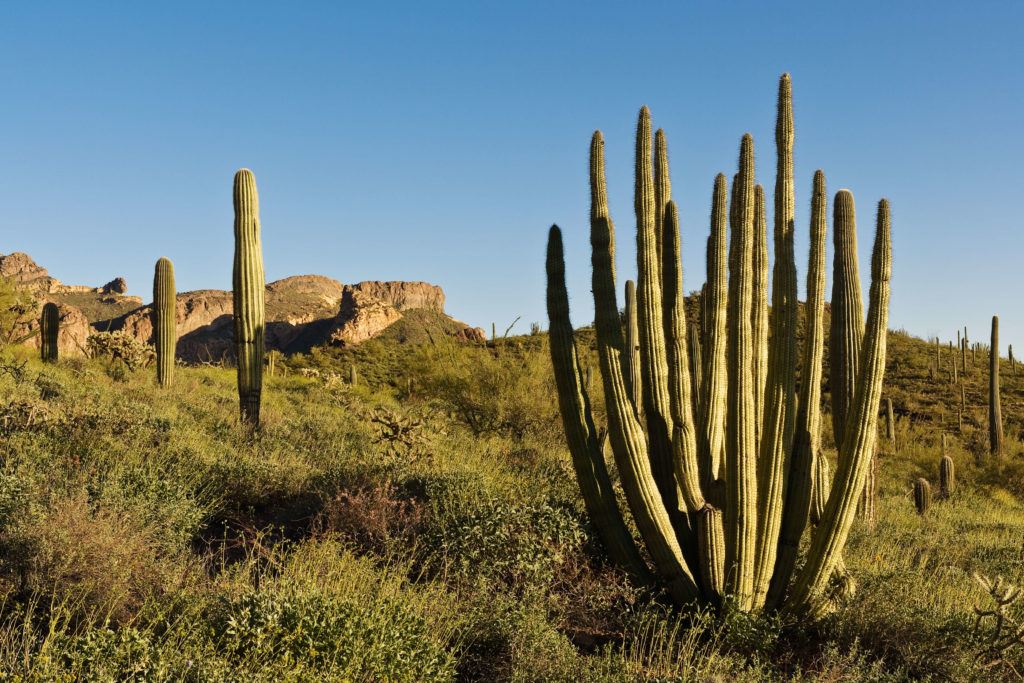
[623,280,643,418]
[990,315,1004,457]
[940,454,955,498]
[153,257,176,387]
[40,302,59,362]
[232,169,266,427]
[914,478,931,515]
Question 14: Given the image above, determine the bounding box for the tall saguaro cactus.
[232,169,266,426]
[40,303,59,362]
[546,74,892,618]
[153,257,176,387]
[990,315,1004,457]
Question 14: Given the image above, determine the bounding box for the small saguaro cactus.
[1010,344,1016,377]
[940,454,955,498]
[546,74,892,617]
[349,364,358,386]
[232,169,266,426]
[914,478,931,515]
[990,315,1004,457]
[40,302,59,362]
[885,397,895,444]
[153,257,176,387]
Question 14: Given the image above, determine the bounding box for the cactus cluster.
[153,257,176,387]
[545,74,892,616]
[232,169,267,427]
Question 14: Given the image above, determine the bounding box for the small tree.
[0,275,37,346]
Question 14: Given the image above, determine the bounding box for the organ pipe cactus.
[545,74,892,617]
[940,454,955,498]
[153,257,176,387]
[232,169,266,426]
[914,478,931,515]
[624,280,643,417]
[40,302,59,362]
[990,315,1004,457]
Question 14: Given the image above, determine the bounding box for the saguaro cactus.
[990,315,1004,457]
[940,454,955,498]
[232,169,266,426]
[40,303,59,362]
[885,398,895,444]
[1010,344,1016,377]
[914,478,931,515]
[546,74,892,618]
[153,257,176,387]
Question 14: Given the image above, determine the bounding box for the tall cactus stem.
[153,257,176,387]
[914,478,931,515]
[232,169,266,426]
[40,303,59,362]
[990,315,1004,457]
[940,454,955,499]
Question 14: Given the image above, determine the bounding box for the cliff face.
[3,252,483,360]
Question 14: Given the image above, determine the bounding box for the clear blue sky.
[1,2,1021,350]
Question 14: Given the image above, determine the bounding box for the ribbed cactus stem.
[829,190,865,452]
[624,280,643,418]
[809,453,831,526]
[232,169,266,426]
[752,73,799,607]
[546,225,653,584]
[662,200,706,513]
[990,315,1004,457]
[688,322,703,425]
[697,507,725,605]
[952,341,959,384]
[885,398,895,444]
[701,174,729,488]
[768,169,826,607]
[914,478,931,515]
[790,198,891,616]
[589,131,700,604]
[751,183,769,450]
[40,302,59,362]
[654,128,671,280]
[634,108,680,523]
[153,257,176,387]
[725,133,758,610]
[940,454,955,499]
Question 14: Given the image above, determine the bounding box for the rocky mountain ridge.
[1,252,485,360]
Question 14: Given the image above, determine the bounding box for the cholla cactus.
[914,478,931,515]
[546,74,891,617]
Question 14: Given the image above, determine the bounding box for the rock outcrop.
[3,252,483,361]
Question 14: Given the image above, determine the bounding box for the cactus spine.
[990,315,1004,457]
[153,257,176,387]
[914,478,931,515]
[940,454,955,498]
[547,75,891,617]
[40,303,59,362]
[232,169,266,426]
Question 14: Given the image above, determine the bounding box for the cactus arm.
[688,322,703,427]
[828,190,865,450]
[700,174,729,490]
[751,183,769,449]
[662,200,706,513]
[589,132,701,604]
[697,507,726,606]
[634,109,687,535]
[654,128,671,283]
[752,74,800,606]
[545,225,654,584]
[153,257,176,387]
[623,280,643,419]
[768,169,826,606]
[790,198,891,617]
[724,134,758,610]
[232,169,266,426]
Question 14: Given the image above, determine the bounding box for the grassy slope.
[0,324,1023,681]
